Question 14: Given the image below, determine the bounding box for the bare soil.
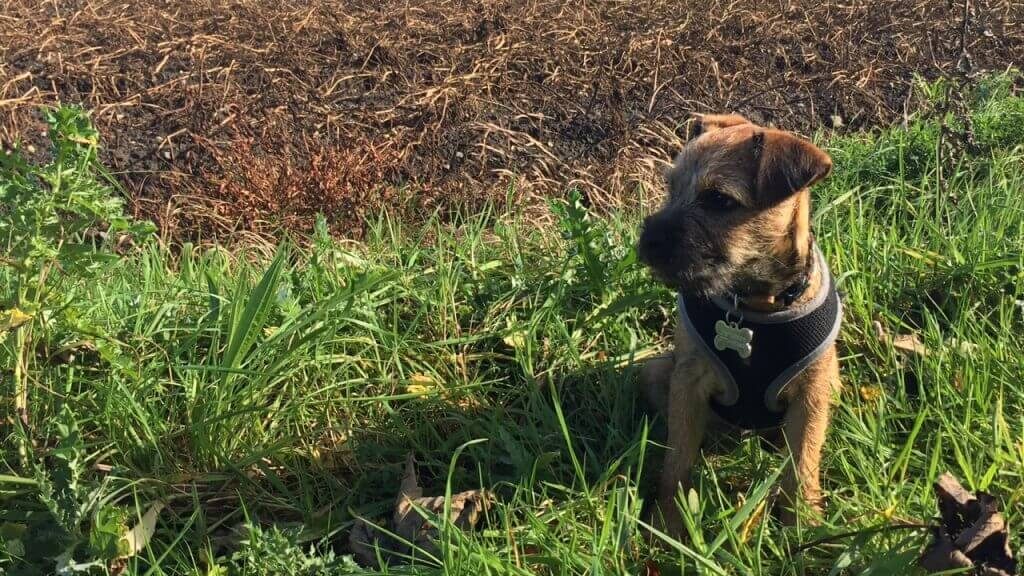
[2,0,1021,239]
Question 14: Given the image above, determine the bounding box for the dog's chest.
[670,265,843,429]
[673,325,825,421]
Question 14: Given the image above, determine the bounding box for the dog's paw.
[778,499,824,527]
[642,497,687,545]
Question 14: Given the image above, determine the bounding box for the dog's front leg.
[655,368,711,537]
[779,352,838,525]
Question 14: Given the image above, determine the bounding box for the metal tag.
[714,320,753,359]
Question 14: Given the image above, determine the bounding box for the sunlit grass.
[1,77,1022,574]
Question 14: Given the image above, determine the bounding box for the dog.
[637,113,842,536]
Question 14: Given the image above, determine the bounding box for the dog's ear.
[691,113,751,138]
[753,130,832,205]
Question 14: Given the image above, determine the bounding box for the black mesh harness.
[678,246,842,430]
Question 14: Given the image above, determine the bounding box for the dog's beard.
[728,253,806,298]
[642,235,797,299]
[650,262,734,299]
[650,252,800,300]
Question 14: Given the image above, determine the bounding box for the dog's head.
[638,113,832,298]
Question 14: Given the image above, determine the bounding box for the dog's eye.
[701,189,739,211]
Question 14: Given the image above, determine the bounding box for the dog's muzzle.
[637,213,683,271]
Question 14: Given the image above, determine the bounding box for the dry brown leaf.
[872,320,887,340]
[919,535,975,572]
[892,333,928,357]
[350,453,492,568]
[919,473,1017,576]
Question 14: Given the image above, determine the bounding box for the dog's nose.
[638,215,674,266]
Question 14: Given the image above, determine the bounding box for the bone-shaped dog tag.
[714,320,753,359]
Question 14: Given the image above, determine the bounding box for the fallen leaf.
[739,499,767,544]
[919,473,1017,575]
[502,331,528,350]
[0,308,33,332]
[935,473,976,530]
[919,535,974,572]
[873,320,929,358]
[892,333,928,357]
[859,385,883,403]
[122,502,164,557]
[955,506,1005,555]
[350,454,492,568]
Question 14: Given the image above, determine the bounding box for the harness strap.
[678,246,842,429]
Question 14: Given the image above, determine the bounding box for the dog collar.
[677,245,842,430]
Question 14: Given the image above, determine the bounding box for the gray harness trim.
[678,245,842,413]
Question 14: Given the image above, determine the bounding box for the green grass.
[2,77,1023,575]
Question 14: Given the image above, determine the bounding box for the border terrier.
[637,113,842,535]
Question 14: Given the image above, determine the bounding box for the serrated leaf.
[90,505,130,559]
[0,522,27,540]
[39,405,86,533]
[3,538,25,557]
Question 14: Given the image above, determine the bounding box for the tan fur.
[689,113,752,137]
[639,113,839,536]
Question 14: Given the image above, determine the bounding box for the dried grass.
[2,0,1021,239]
